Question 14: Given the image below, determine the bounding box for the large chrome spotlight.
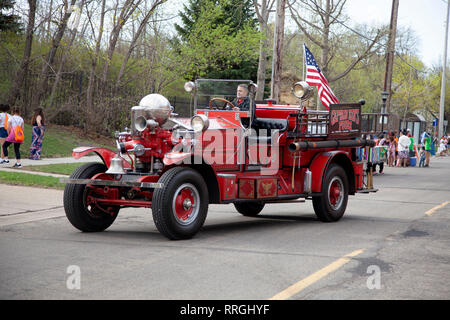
[292,81,314,101]
[139,94,172,125]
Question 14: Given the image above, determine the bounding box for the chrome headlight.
[133,143,146,156]
[191,114,209,132]
[184,81,196,93]
[292,81,314,100]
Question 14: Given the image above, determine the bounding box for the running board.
[356,188,378,193]
[264,199,306,204]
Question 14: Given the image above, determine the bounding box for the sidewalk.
[0,155,101,177]
[3,155,100,167]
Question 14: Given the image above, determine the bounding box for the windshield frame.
[193,79,253,111]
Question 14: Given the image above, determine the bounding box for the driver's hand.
[233,107,240,111]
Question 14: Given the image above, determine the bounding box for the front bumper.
[59,178,163,189]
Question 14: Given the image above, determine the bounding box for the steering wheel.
[209,98,236,110]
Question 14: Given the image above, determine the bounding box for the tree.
[175,0,261,80]
[30,0,77,109]
[115,0,168,89]
[252,0,275,100]
[8,0,36,110]
[0,0,22,33]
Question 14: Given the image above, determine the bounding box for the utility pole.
[383,0,399,116]
[270,0,286,103]
[439,0,450,138]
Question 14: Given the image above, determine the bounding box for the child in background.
[418,146,426,167]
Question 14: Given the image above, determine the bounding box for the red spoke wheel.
[64,163,119,232]
[312,164,348,222]
[152,167,208,240]
[172,183,200,225]
[328,177,344,210]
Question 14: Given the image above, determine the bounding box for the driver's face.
[237,86,248,99]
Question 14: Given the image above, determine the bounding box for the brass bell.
[105,155,126,175]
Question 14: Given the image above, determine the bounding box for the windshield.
[194,79,252,109]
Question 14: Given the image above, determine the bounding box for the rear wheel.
[312,164,348,222]
[64,163,119,232]
[152,167,208,240]
[234,201,265,217]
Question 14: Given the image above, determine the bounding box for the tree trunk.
[253,0,275,101]
[256,33,269,101]
[31,0,77,109]
[48,0,85,111]
[8,0,37,113]
[101,0,140,91]
[271,0,285,103]
[86,0,106,132]
[116,0,166,89]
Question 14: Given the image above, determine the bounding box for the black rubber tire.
[312,164,349,222]
[152,167,209,240]
[234,201,265,216]
[63,162,119,232]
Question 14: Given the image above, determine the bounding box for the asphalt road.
[0,156,449,300]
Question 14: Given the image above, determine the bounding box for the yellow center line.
[425,201,449,216]
[269,249,365,300]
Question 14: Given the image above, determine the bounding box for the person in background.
[418,146,426,167]
[29,108,46,160]
[1,107,24,168]
[388,134,396,167]
[406,129,415,166]
[0,104,11,162]
[431,132,438,156]
[374,134,387,174]
[394,131,399,166]
[438,136,447,156]
[397,129,411,168]
[424,130,432,167]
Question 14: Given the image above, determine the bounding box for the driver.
[230,84,255,111]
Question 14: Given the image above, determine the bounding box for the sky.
[345,0,449,68]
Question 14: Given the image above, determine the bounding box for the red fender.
[309,150,350,193]
[72,147,131,169]
[163,152,192,166]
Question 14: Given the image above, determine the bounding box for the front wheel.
[312,164,349,222]
[152,167,209,240]
[63,163,119,232]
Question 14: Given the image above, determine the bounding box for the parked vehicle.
[61,79,379,240]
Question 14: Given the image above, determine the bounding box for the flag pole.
[302,43,306,81]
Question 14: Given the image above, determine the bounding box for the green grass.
[17,124,114,159]
[22,162,94,175]
[0,171,65,189]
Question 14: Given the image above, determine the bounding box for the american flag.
[304,44,339,109]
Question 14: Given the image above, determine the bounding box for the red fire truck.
[62,79,379,240]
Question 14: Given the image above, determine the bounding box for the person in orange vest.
[0,104,11,162]
[1,107,24,168]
